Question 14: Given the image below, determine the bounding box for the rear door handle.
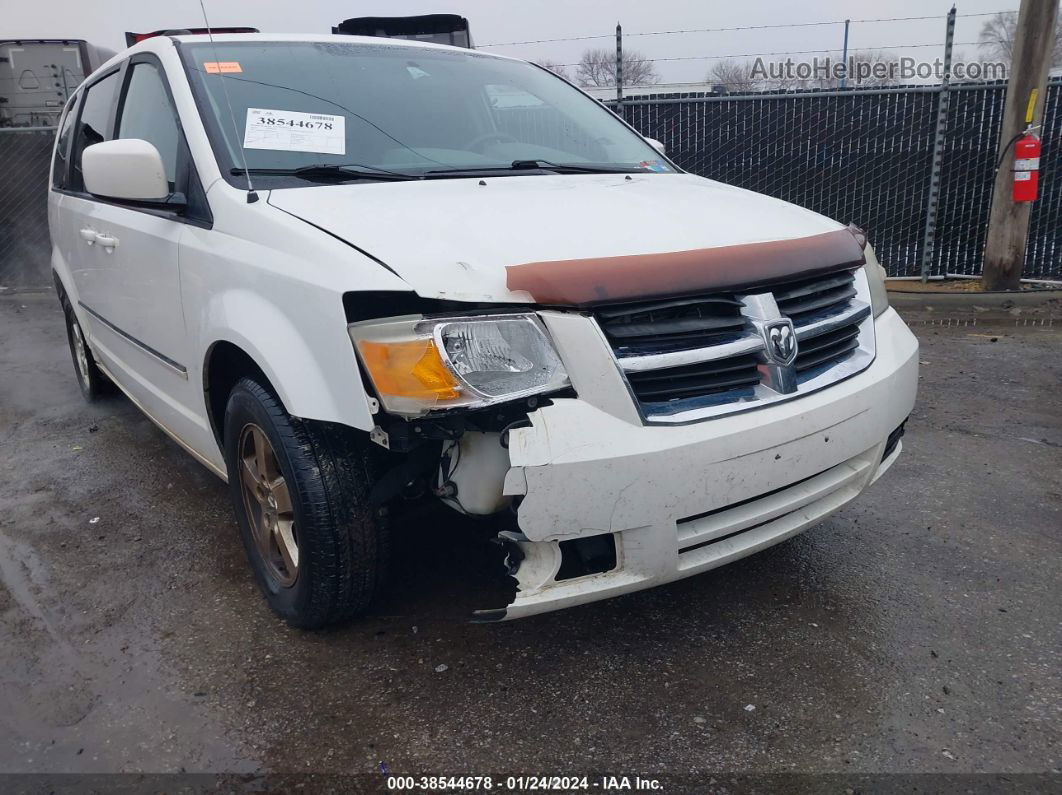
[79,227,97,245]
[94,234,119,252]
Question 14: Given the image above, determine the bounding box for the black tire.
[63,303,110,401]
[223,377,389,629]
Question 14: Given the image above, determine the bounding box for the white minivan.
[48,33,918,626]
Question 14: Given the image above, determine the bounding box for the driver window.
[71,70,119,192]
[116,62,180,189]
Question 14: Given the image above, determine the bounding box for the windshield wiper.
[424,160,647,178]
[232,160,648,182]
[509,159,646,174]
[230,164,418,182]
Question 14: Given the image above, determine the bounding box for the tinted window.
[72,70,119,191]
[117,62,180,187]
[51,95,80,189]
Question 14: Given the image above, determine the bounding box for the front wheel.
[223,377,388,628]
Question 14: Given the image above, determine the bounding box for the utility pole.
[616,23,623,106]
[981,0,1059,290]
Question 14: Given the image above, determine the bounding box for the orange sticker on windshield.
[204,61,242,74]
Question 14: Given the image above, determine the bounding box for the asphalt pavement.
[0,293,1059,787]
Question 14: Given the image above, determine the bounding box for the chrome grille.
[624,353,761,403]
[774,270,857,320]
[794,321,861,372]
[598,266,876,423]
[596,295,746,355]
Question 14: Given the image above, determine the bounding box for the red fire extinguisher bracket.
[1012,132,1041,203]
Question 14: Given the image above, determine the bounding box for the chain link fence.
[0,128,54,289]
[621,87,937,274]
[616,80,1062,281]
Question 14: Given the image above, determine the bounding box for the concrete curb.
[888,288,1061,311]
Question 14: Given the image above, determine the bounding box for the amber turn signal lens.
[357,339,461,401]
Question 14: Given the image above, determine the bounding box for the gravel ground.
[0,293,1059,786]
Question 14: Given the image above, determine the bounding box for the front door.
[61,67,119,321]
[66,55,198,437]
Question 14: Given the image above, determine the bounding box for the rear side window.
[71,70,120,192]
[51,94,80,189]
[116,62,180,188]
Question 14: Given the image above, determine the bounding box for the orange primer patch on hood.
[505,228,866,306]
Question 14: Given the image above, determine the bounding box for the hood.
[267,172,856,304]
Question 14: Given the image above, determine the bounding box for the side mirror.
[82,138,170,201]
[646,137,666,156]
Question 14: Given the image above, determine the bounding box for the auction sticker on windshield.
[243,108,346,155]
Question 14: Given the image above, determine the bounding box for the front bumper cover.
[481,308,919,620]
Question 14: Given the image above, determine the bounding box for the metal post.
[840,19,850,89]
[919,6,956,282]
[616,23,623,106]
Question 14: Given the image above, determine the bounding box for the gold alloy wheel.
[238,424,299,587]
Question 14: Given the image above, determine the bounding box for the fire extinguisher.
[1012,129,1041,203]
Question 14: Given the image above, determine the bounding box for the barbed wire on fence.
[543,42,982,71]
[479,11,1013,48]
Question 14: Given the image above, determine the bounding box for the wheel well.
[204,342,272,446]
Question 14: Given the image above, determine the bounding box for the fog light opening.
[882,420,907,462]
[556,534,618,581]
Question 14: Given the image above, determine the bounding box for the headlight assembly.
[862,243,890,318]
[349,313,570,417]
[849,224,889,319]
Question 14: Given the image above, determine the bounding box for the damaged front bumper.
[479,308,918,620]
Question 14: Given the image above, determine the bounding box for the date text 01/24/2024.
[385,776,664,791]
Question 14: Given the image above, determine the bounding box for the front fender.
[202,288,374,431]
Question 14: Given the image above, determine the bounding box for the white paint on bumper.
[492,308,918,620]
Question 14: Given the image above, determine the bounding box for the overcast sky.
[5,0,1022,83]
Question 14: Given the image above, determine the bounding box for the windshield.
[178,41,671,184]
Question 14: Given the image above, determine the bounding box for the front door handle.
[94,234,119,252]
[79,227,97,245]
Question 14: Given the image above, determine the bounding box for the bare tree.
[534,59,570,80]
[845,51,903,88]
[978,11,1061,69]
[948,48,989,83]
[748,54,821,91]
[576,48,659,88]
[707,59,761,92]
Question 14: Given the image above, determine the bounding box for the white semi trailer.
[0,39,114,128]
